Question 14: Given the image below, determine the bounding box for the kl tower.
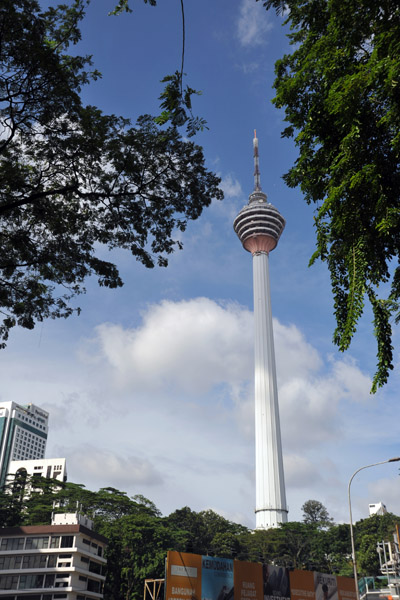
[233,131,288,530]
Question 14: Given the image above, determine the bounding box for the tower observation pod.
[233,131,288,530]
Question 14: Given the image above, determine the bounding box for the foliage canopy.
[302,499,334,528]
[1,481,398,599]
[0,0,222,345]
[259,0,400,391]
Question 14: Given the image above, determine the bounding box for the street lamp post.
[348,457,400,600]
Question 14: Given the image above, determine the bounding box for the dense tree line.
[1,480,398,600]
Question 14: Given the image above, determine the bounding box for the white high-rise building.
[0,401,48,488]
[369,502,388,516]
[233,131,288,530]
[6,458,68,495]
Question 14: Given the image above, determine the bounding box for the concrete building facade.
[0,513,107,600]
[369,502,388,516]
[6,459,67,486]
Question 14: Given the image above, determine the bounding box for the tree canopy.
[302,499,334,528]
[260,0,400,391]
[0,0,222,346]
[1,481,399,599]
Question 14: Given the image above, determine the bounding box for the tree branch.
[0,184,79,216]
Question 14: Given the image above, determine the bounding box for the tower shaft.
[253,252,287,529]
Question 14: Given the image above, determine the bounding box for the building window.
[44,574,55,587]
[0,555,22,570]
[60,536,73,548]
[50,536,60,549]
[22,554,47,569]
[89,561,101,575]
[0,575,18,590]
[0,538,24,551]
[87,579,100,594]
[47,555,57,568]
[25,537,49,550]
[19,573,45,589]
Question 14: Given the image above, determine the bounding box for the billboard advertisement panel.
[289,569,315,600]
[234,560,263,600]
[314,573,338,600]
[202,556,234,600]
[166,551,202,600]
[337,576,357,600]
[166,551,355,600]
[263,565,291,600]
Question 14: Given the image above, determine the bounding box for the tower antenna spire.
[253,129,261,192]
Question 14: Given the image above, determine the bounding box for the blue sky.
[1,0,400,527]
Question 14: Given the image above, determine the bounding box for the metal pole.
[348,458,400,600]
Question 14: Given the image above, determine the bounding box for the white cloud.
[82,298,372,462]
[199,172,245,224]
[57,445,164,489]
[280,375,344,450]
[231,381,254,438]
[275,320,322,381]
[329,356,371,400]
[90,298,253,395]
[237,0,273,47]
[284,454,322,489]
[279,356,371,451]
[235,61,260,75]
[42,392,98,431]
[220,174,243,199]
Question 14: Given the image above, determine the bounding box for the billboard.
[165,551,355,600]
[165,551,202,600]
[263,565,291,600]
[337,576,357,600]
[289,569,315,600]
[202,557,234,600]
[234,560,263,600]
[314,572,338,600]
